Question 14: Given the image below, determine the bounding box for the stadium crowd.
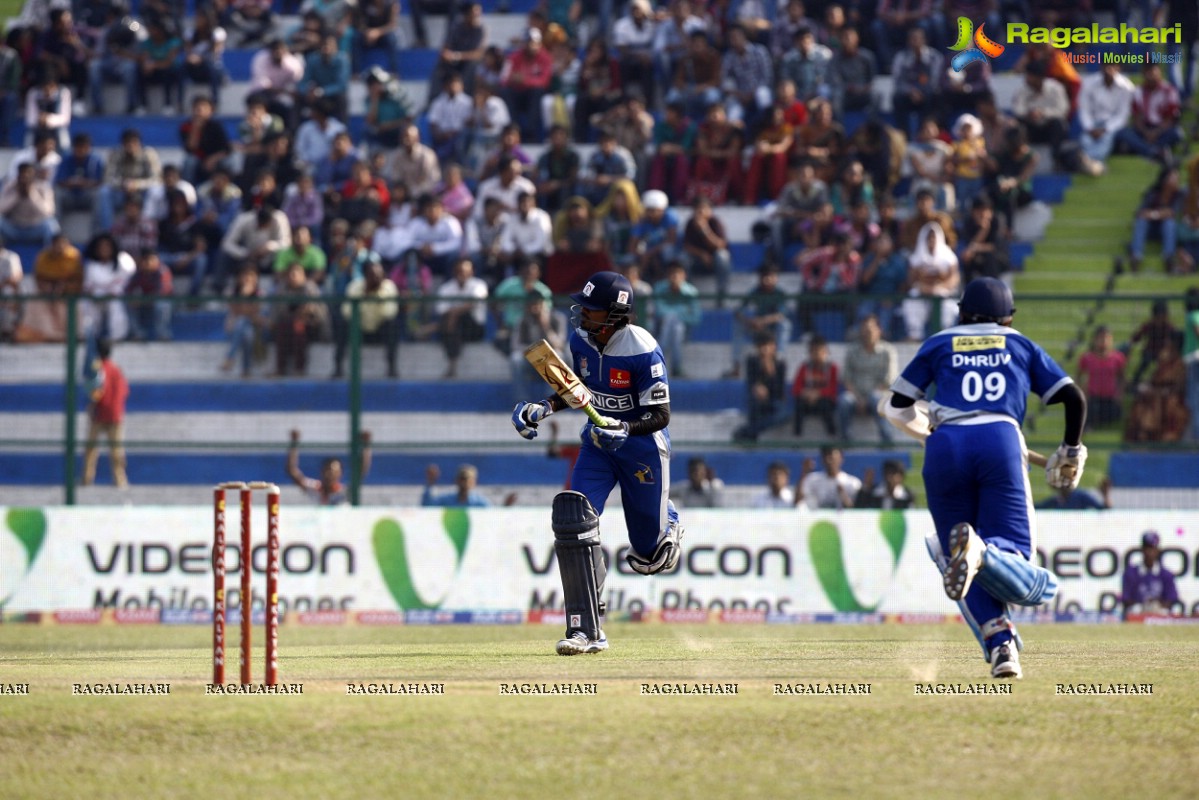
[0,0,1197,445]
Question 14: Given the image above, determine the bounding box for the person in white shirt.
[6,131,62,186]
[474,156,536,219]
[796,446,863,510]
[752,460,795,509]
[406,194,464,277]
[612,0,657,105]
[428,72,474,164]
[80,232,136,341]
[498,191,552,271]
[293,99,347,171]
[1078,63,1135,169]
[141,165,197,222]
[432,257,489,378]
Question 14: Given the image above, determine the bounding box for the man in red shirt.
[83,339,130,488]
[1116,63,1182,160]
[792,334,839,436]
[502,28,554,140]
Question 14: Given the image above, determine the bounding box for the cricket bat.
[524,339,611,427]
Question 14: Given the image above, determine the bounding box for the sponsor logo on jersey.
[609,368,631,388]
[651,387,668,401]
[952,335,1006,352]
[634,464,655,484]
[579,357,589,378]
[650,362,664,378]
[591,391,636,412]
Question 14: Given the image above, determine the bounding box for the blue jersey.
[569,324,671,428]
[891,322,1072,425]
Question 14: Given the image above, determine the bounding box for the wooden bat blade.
[524,340,608,426]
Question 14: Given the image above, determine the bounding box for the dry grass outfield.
[1,623,1198,799]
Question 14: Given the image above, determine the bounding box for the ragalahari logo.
[809,511,907,612]
[949,17,1005,72]
[0,509,47,609]
[372,509,470,610]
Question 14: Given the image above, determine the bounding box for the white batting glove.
[1045,443,1087,490]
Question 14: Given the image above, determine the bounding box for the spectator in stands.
[796,230,862,329]
[728,264,792,378]
[428,72,474,165]
[0,238,22,341]
[906,118,955,211]
[798,201,838,251]
[629,190,681,283]
[837,314,897,442]
[478,122,533,181]
[1011,60,1071,171]
[796,446,861,509]
[23,232,81,342]
[830,160,875,218]
[0,35,21,147]
[474,43,506,95]
[1078,63,1134,175]
[950,114,987,211]
[939,46,992,126]
[221,206,292,287]
[88,7,140,116]
[195,166,244,255]
[469,196,508,281]
[651,261,701,377]
[274,224,327,284]
[855,459,914,509]
[438,162,475,224]
[985,125,1036,232]
[646,102,695,206]
[902,221,960,340]
[552,196,604,255]
[1129,165,1184,274]
[385,123,443,199]
[336,161,390,227]
[509,289,569,401]
[137,18,184,114]
[957,194,1008,283]
[577,131,633,207]
[540,26,580,140]
[125,249,173,342]
[1185,287,1199,441]
[183,8,228,106]
[1122,531,1182,619]
[681,196,731,308]
[1015,41,1080,114]
[743,106,795,205]
[314,131,360,198]
[53,132,103,238]
[595,91,655,182]
[612,0,656,107]
[667,30,721,123]
[873,0,935,72]
[491,257,552,354]
[653,0,704,96]
[689,104,744,206]
[300,33,350,120]
[406,193,464,279]
[236,96,284,166]
[502,27,554,140]
[1126,331,1189,443]
[287,429,372,506]
[249,39,304,128]
[221,266,265,376]
[79,232,135,342]
[779,25,830,105]
[226,0,275,46]
[828,26,874,115]
[533,124,581,216]
[24,67,71,151]
[498,190,553,272]
[575,37,622,142]
[672,456,725,508]
[792,335,838,436]
[1125,298,1180,388]
[99,129,163,233]
[1078,325,1126,429]
[179,96,232,187]
[856,232,905,335]
[81,339,129,488]
[849,116,906,197]
[422,463,506,507]
[37,9,88,105]
[1117,63,1182,161]
[363,66,414,151]
[769,159,825,259]
[8,130,61,187]
[272,261,326,376]
[890,27,943,139]
[901,187,956,252]
[431,257,489,378]
[432,2,487,94]
[334,260,400,378]
[111,196,158,259]
[157,189,208,296]
[752,460,795,508]
[354,0,400,71]
[793,97,845,185]
[0,162,58,247]
[294,101,347,173]
[596,178,641,269]
[143,164,197,223]
[772,0,815,57]
[722,23,774,127]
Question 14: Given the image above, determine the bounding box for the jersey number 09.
[962,370,1006,402]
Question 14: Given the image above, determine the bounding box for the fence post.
[348,297,363,506]
[64,296,78,506]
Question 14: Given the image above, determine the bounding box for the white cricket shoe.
[556,630,608,656]
[944,522,985,601]
[989,643,1022,679]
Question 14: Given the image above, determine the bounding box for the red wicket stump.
[212,482,281,686]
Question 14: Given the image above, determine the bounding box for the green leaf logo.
[809,511,906,613]
[371,509,470,610]
[1,508,48,609]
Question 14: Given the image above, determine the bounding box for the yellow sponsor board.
[952,335,1006,352]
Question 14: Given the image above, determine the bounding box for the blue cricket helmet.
[570,271,634,331]
[959,277,1015,321]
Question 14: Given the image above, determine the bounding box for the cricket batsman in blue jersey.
[511,271,682,655]
[884,278,1087,679]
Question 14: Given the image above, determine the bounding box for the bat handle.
[583,405,610,426]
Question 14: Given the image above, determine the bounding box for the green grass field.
[2,623,1198,799]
